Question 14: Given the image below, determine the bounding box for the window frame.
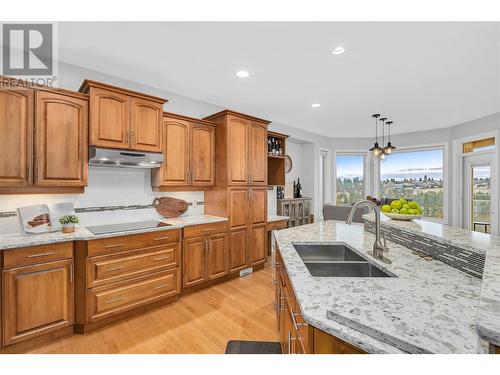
[377,143,449,224]
[333,151,369,206]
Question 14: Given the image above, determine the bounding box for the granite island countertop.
[274,220,488,353]
[363,214,500,350]
[0,215,228,251]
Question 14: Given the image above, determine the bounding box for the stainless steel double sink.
[293,243,393,278]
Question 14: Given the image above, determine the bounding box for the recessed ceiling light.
[236,70,250,78]
[331,46,345,55]
[311,103,321,108]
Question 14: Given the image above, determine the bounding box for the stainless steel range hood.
[89,147,164,169]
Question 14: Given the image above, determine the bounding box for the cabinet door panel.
[251,224,267,266]
[249,122,267,185]
[183,237,207,288]
[228,228,248,273]
[0,89,33,187]
[228,188,249,228]
[35,91,88,186]
[250,187,267,225]
[2,259,74,346]
[90,87,130,149]
[207,233,228,280]
[191,124,215,186]
[130,97,162,152]
[227,116,248,185]
[155,118,190,186]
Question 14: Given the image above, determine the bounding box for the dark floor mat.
[225,340,282,354]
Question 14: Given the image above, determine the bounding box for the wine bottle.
[296,178,302,198]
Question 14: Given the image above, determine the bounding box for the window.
[463,137,495,153]
[335,154,365,205]
[379,147,445,219]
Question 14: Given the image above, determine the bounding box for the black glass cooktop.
[86,220,171,235]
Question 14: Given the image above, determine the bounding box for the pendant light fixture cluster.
[369,113,396,160]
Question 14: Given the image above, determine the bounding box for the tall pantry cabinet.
[204,110,269,274]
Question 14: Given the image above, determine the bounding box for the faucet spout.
[346,200,391,264]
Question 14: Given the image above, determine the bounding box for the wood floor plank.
[28,261,278,354]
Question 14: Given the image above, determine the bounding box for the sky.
[336,149,445,181]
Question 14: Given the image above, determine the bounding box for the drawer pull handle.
[152,256,171,261]
[154,236,171,241]
[27,251,55,258]
[105,266,124,272]
[154,284,169,290]
[105,243,124,248]
[291,312,307,329]
[105,296,124,304]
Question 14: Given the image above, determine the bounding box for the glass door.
[463,154,494,233]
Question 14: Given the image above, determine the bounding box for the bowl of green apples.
[381,199,422,221]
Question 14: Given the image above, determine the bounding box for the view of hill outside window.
[379,148,444,218]
[472,165,491,233]
[336,154,365,205]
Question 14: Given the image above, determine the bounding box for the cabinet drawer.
[183,221,227,239]
[3,242,73,269]
[87,229,181,256]
[268,220,288,231]
[87,269,180,322]
[86,244,180,288]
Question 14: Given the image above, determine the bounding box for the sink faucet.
[346,200,392,264]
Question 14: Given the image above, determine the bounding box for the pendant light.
[369,114,383,156]
[384,120,396,154]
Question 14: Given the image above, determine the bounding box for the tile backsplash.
[0,167,205,235]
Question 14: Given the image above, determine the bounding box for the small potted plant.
[59,214,79,234]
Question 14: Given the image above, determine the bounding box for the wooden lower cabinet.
[275,247,365,354]
[228,227,248,273]
[250,224,267,266]
[183,225,229,289]
[75,230,182,330]
[87,269,180,322]
[2,258,74,347]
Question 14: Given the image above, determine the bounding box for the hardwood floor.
[29,260,278,354]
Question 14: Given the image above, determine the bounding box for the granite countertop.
[0,215,228,251]
[268,215,289,223]
[364,214,500,348]
[274,220,488,353]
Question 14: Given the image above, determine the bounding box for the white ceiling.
[58,22,500,137]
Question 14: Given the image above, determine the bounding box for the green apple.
[402,204,410,210]
[400,207,410,214]
[408,209,418,215]
[381,204,391,213]
[391,208,400,214]
[390,200,402,210]
[409,201,419,209]
[399,198,407,205]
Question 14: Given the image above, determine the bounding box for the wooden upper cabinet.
[152,113,216,190]
[80,80,166,152]
[190,123,215,186]
[0,89,33,187]
[2,259,74,346]
[155,117,190,186]
[130,97,162,152]
[227,116,249,185]
[248,122,268,185]
[35,91,88,187]
[89,87,130,149]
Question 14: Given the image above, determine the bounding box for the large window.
[379,147,445,219]
[335,154,365,205]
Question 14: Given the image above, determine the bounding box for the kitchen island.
[274,219,494,353]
